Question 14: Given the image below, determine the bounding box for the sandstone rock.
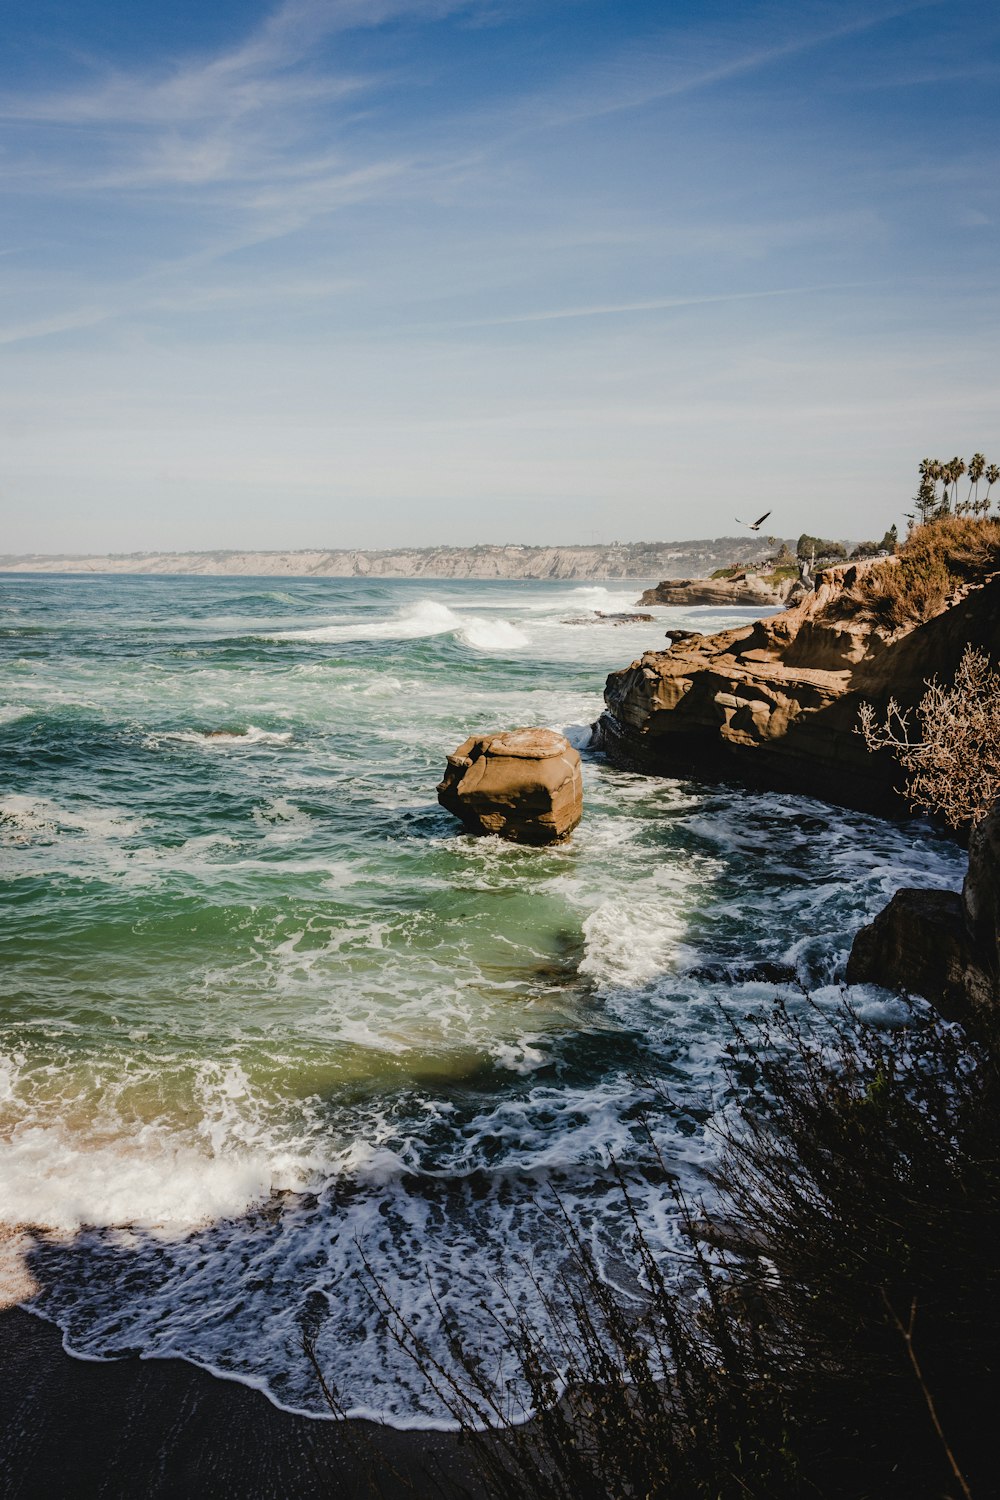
[437,728,583,845]
[602,561,1000,817]
[637,575,794,608]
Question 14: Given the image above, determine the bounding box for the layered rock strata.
[847,803,1000,1016]
[437,729,583,844]
[638,575,798,608]
[601,561,1000,817]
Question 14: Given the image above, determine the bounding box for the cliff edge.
[637,573,799,608]
[600,554,1000,817]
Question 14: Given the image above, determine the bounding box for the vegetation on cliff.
[860,644,1000,829]
[847,515,1000,631]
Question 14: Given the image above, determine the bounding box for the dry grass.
[847,515,1000,631]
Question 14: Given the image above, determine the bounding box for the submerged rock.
[561,611,656,625]
[846,889,971,1017]
[437,728,583,845]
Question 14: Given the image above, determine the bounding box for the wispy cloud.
[494,1,948,136]
[451,282,875,328]
[0,0,470,127]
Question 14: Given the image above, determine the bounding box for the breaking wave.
[265,598,529,652]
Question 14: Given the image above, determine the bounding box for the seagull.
[736,511,772,531]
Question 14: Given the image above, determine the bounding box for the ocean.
[0,573,963,1426]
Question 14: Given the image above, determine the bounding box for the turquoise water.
[0,574,963,1424]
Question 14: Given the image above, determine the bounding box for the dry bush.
[859,644,1000,828]
[849,515,1000,631]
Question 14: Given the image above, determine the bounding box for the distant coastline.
[0,536,793,581]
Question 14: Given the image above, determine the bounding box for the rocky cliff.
[600,558,1000,817]
[0,537,794,581]
[637,574,798,608]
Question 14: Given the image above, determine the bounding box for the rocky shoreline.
[600,557,1000,818]
[597,531,1000,1016]
[848,800,1000,1019]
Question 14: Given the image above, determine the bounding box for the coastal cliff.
[637,574,798,608]
[600,556,1000,817]
[0,536,792,581]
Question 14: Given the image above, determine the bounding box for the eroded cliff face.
[600,559,1000,817]
[637,575,798,608]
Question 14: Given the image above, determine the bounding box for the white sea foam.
[0,1128,279,1233]
[146,725,294,749]
[0,794,144,840]
[264,598,529,652]
[580,896,689,988]
[525,585,649,615]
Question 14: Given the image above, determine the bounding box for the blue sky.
[1,0,998,551]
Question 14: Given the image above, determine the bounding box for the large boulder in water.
[437,728,583,845]
[845,888,972,1018]
[847,801,1000,1018]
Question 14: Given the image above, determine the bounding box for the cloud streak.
[450,282,876,328]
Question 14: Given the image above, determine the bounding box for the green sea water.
[0,573,963,1424]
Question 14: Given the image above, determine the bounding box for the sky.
[1,0,998,553]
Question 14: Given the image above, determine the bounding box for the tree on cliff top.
[912,454,999,523]
[796,535,847,564]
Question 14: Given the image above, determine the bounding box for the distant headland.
[0,537,796,581]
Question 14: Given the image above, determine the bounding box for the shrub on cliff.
[849,514,1000,630]
[860,644,1000,829]
[349,1002,1000,1499]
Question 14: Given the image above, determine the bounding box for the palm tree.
[985,464,1000,513]
[968,452,986,509]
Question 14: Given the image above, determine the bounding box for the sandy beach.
[0,1307,477,1499]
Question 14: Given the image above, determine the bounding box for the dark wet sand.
[0,1308,481,1499]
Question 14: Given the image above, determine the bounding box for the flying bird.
[736,511,772,531]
